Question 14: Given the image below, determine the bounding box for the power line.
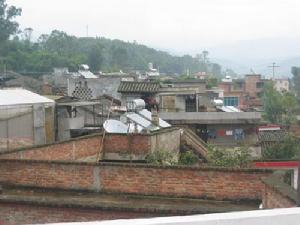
[268,62,280,79]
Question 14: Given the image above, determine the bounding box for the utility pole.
[86,25,89,37]
[268,62,280,79]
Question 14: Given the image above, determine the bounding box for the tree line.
[0,0,222,77]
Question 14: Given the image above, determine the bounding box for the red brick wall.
[0,203,157,225]
[100,165,270,201]
[0,160,97,190]
[262,183,296,209]
[0,135,101,161]
[0,134,152,161]
[245,75,261,98]
[104,134,150,154]
[0,160,271,201]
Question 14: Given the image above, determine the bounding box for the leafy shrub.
[178,151,199,165]
[262,135,300,160]
[145,150,178,166]
[207,145,251,168]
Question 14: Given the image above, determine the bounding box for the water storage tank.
[126,99,145,112]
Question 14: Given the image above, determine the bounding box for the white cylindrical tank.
[126,99,145,112]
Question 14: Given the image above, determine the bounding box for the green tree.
[263,82,285,123]
[88,44,103,72]
[292,67,300,99]
[262,134,300,160]
[263,82,299,127]
[206,76,218,89]
[0,0,21,43]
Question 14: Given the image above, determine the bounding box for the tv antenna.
[268,62,280,79]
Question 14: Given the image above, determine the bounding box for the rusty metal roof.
[118,81,160,93]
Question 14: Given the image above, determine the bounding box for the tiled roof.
[118,81,160,93]
[258,130,287,142]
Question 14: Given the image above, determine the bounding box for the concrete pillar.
[293,168,298,190]
[33,104,46,145]
[151,108,159,126]
[196,94,199,112]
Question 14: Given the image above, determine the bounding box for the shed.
[0,88,55,151]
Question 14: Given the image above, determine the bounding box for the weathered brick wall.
[262,181,296,209]
[0,160,271,201]
[0,203,157,225]
[0,135,101,161]
[104,134,150,154]
[100,164,270,201]
[0,128,181,161]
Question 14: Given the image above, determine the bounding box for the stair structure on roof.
[180,127,209,161]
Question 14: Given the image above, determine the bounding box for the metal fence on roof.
[0,105,34,151]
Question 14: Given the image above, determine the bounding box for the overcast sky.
[7,0,300,56]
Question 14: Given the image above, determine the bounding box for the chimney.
[151,108,159,126]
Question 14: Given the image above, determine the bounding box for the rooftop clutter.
[104,99,171,134]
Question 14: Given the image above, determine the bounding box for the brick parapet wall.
[104,134,150,154]
[262,176,297,209]
[0,134,101,161]
[0,128,180,161]
[0,159,272,201]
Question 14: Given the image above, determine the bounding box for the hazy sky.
[7,0,300,55]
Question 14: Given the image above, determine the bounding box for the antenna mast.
[268,62,280,79]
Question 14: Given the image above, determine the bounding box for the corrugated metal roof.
[0,88,54,106]
[118,81,160,93]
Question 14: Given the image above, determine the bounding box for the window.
[185,96,197,112]
[256,82,263,88]
[224,96,238,106]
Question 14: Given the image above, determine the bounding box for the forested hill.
[1,30,222,76]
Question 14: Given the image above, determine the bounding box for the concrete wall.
[160,112,261,124]
[68,76,135,100]
[262,176,296,209]
[207,124,258,146]
[150,128,181,154]
[0,160,271,201]
[175,96,186,112]
[0,202,155,225]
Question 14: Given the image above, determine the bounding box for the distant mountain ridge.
[162,38,300,77]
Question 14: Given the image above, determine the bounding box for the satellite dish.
[103,119,128,134]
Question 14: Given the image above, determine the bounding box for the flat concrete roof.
[57,101,101,107]
[0,186,258,215]
[159,112,261,124]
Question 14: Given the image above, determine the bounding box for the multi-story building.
[218,74,266,110]
[273,78,289,92]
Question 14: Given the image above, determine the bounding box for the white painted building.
[273,78,289,92]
